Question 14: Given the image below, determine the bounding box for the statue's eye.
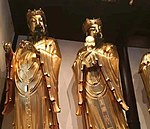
[31,19,36,23]
[39,17,43,22]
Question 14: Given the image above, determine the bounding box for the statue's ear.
[86,18,90,23]
[27,9,31,12]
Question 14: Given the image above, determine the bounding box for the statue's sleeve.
[72,53,84,116]
[39,39,61,113]
[2,52,15,115]
[139,52,150,111]
[97,44,129,111]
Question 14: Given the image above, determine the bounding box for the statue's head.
[26,8,47,36]
[82,18,102,38]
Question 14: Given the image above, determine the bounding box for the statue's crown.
[86,18,102,26]
[27,8,45,19]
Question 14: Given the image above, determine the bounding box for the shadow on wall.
[67,76,84,129]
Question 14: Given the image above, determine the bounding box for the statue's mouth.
[34,25,44,34]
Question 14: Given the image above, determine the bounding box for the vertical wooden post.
[117,46,141,129]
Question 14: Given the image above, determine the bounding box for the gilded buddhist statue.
[139,53,150,112]
[72,18,129,129]
[2,9,61,129]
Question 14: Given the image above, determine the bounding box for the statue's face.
[89,24,101,37]
[28,14,46,35]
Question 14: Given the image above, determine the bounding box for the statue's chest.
[15,50,43,95]
[16,51,40,77]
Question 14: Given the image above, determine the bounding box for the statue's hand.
[3,42,12,53]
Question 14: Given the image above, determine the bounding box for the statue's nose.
[36,19,40,25]
[35,24,43,33]
[36,24,41,29]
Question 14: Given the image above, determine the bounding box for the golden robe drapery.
[73,43,129,129]
[2,38,61,129]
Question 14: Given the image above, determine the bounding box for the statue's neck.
[32,34,46,43]
[95,37,104,44]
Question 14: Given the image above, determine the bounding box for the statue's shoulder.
[46,37,58,45]
[46,37,61,57]
[101,43,116,52]
[96,43,118,58]
[76,47,87,58]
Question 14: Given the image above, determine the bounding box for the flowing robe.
[2,38,61,129]
[72,43,129,129]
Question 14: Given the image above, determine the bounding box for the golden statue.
[2,9,61,129]
[72,18,129,129]
[139,53,150,112]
